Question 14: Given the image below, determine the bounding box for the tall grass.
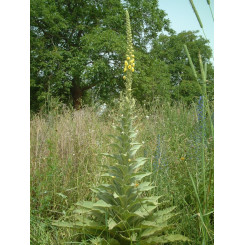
[182,2,214,243]
[31,100,213,244]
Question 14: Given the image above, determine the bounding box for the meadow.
[30,99,213,244]
[30,2,214,244]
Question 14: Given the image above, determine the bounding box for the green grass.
[30,100,213,244]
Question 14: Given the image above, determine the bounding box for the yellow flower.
[124,67,127,72]
[131,67,135,72]
[130,59,134,64]
[180,157,185,161]
[132,55,135,58]
[128,65,131,69]
[132,63,135,67]
[125,60,128,66]
[123,76,126,80]
[127,56,130,60]
[112,176,115,179]
[128,159,131,162]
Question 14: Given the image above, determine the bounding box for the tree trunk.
[71,82,83,109]
[71,79,99,109]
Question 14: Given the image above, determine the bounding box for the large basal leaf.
[164,234,190,242]
[141,224,172,238]
[139,233,189,244]
[93,199,112,208]
[76,200,94,209]
[73,220,105,230]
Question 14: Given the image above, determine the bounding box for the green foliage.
[30,0,173,111]
[151,31,213,88]
[174,80,202,105]
[132,52,171,103]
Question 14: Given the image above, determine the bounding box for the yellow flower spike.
[128,65,131,69]
[131,67,135,72]
[123,76,126,80]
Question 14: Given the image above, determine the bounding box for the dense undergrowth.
[30,99,214,244]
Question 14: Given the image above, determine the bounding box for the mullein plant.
[53,10,189,245]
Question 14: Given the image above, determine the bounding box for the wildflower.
[128,159,132,162]
[130,59,134,64]
[123,76,126,80]
[127,56,130,60]
[132,54,135,58]
[125,61,128,66]
[128,65,131,69]
[112,176,115,179]
[180,157,185,161]
[132,63,135,67]
[135,183,139,187]
[124,67,127,72]
[131,67,135,72]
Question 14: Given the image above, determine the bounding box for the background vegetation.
[30,0,213,112]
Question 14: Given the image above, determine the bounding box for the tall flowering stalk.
[53,10,188,245]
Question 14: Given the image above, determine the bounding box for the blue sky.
[158,0,214,52]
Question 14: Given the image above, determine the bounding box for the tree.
[31,0,172,111]
[151,31,213,102]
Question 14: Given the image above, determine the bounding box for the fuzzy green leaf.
[130,157,148,171]
[137,182,156,192]
[108,217,117,230]
[93,200,112,208]
[164,234,190,242]
[131,172,151,181]
[76,201,94,209]
[134,205,157,217]
[141,224,171,238]
[140,234,189,244]
[129,143,142,156]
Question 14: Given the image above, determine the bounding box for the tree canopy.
[30,0,213,112]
